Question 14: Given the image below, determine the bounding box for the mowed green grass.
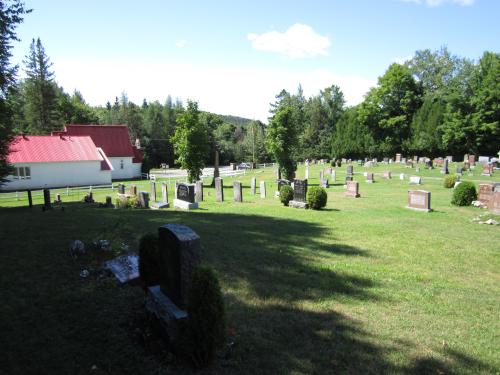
[0,163,499,374]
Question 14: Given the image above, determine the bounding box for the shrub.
[307,186,327,210]
[279,185,294,206]
[181,266,226,368]
[443,174,457,188]
[336,160,341,167]
[451,181,477,206]
[138,233,161,290]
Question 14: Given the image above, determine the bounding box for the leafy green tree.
[0,0,30,183]
[23,38,58,134]
[242,120,268,163]
[358,63,423,156]
[171,100,208,182]
[408,97,445,157]
[266,105,297,180]
[56,89,98,125]
[332,106,374,159]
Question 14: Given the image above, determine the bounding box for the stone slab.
[289,200,308,209]
[173,199,198,210]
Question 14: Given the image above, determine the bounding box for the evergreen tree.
[0,0,30,183]
[23,38,58,134]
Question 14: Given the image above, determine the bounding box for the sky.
[10,0,500,122]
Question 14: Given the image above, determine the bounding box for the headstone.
[389,158,394,164]
[413,155,418,163]
[118,184,125,194]
[195,180,203,202]
[396,153,401,163]
[233,181,243,202]
[441,159,449,174]
[260,181,266,198]
[250,177,256,195]
[230,162,237,171]
[174,183,197,210]
[27,190,33,208]
[138,192,150,208]
[366,172,374,183]
[416,167,420,173]
[426,160,433,169]
[346,166,353,175]
[158,224,201,309]
[446,156,453,163]
[463,161,470,171]
[407,190,431,212]
[289,179,307,208]
[478,156,490,165]
[105,196,113,207]
[213,150,220,179]
[489,191,500,214]
[409,176,422,185]
[130,185,137,196]
[305,165,309,179]
[481,164,493,176]
[400,173,405,180]
[402,157,407,164]
[319,170,324,181]
[464,154,469,162]
[478,184,494,206]
[215,177,224,202]
[43,189,51,209]
[468,155,476,166]
[383,157,389,163]
[56,193,62,203]
[103,254,139,284]
[325,167,332,175]
[162,182,168,203]
[345,181,360,198]
[345,174,353,184]
[320,178,329,188]
[277,179,291,192]
[150,181,157,202]
[382,171,391,179]
[331,170,336,182]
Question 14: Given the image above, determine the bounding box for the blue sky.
[11,0,500,121]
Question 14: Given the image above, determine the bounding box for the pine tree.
[23,38,58,134]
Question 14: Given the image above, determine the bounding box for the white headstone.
[400,173,405,180]
[409,176,422,185]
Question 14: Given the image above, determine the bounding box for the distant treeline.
[9,39,499,170]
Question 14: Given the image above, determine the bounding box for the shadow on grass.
[0,204,495,374]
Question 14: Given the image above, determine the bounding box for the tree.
[0,0,30,183]
[266,105,297,180]
[358,63,423,156]
[23,37,58,134]
[171,100,208,182]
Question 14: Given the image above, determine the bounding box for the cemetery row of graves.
[1,156,499,374]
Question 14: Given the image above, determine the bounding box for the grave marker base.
[173,199,198,210]
[150,202,170,210]
[289,200,308,209]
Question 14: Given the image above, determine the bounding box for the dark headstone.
[195,181,203,202]
[130,185,137,196]
[105,196,113,207]
[158,224,201,310]
[293,179,307,202]
[176,183,195,203]
[215,177,224,202]
[27,190,33,208]
[441,159,449,174]
[43,189,51,209]
[118,184,125,194]
[407,190,431,212]
[233,181,243,202]
[138,192,149,208]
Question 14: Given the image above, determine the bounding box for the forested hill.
[217,114,255,128]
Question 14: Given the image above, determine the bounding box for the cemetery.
[1,159,499,374]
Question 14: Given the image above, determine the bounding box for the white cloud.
[402,0,474,6]
[248,23,331,58]
[175,40,186,48]
[52,58,374,123]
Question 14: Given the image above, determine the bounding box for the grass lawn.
[1,163,499,374]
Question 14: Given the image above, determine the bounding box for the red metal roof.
[8,136,103,163]
[56,125,140,159]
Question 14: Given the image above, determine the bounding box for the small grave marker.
[345,181,360,198]
[215,177,224,202]
[233,181,243,202]
[409,176,422,185]
[407,190,431,212]
[195,180,203,202]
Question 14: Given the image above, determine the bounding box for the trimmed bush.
[451,181,477,206]
[181,266,226,368]
[443,174,457,188]
[307,186,327,210]
[279,185,294,206]
[138,233,161,290]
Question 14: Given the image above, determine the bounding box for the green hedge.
[279,185,294,206]
[451,181,477,206]
[307,186,327,210]
[443,174,457,188]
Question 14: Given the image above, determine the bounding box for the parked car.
[237,162,252,170]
